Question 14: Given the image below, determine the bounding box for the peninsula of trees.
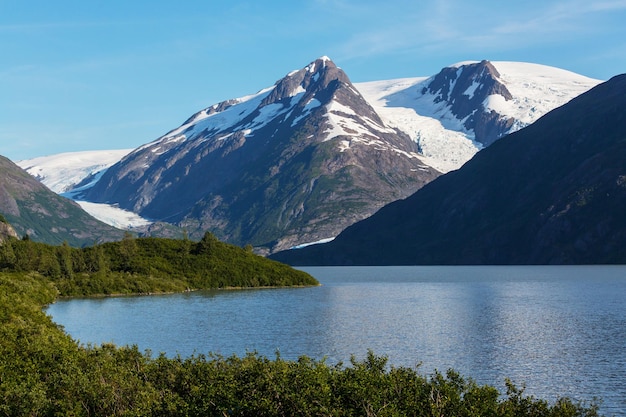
[0,231,318,296]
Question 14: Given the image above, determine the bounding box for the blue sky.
[2,0,625,161]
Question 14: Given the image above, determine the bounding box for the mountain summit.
[420,60,514,146]
[81,57,440,253]
[357,60,600,172]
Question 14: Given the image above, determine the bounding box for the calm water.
[47,266,626,415]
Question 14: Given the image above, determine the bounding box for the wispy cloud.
[586,0,626,11]
[0,19,127,33]
[327,0,625,62]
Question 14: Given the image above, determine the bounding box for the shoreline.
[51,282,322,301]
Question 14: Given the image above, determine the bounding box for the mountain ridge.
[17,58,601,252]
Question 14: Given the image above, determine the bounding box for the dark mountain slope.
[271,74,626,265]
[0,155,125,246]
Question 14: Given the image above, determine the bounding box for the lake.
[47,265,626,415]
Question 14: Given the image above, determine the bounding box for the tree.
[119,232,138,272]
[58,241,74,279]
[197,231,218,255]
[0,239,16,268]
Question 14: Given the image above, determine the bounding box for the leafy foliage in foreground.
[0,273,603,416]
[0,232,318,296]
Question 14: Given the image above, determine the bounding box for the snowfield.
[18,149,132,193]
[73,201,152,230]
[355,77,482,173]
[18,149,153,229]
[355,61,600,173]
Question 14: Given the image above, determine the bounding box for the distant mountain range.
[271,73,626,265]
[16,57,600,253]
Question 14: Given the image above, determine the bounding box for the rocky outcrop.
[420,60,515,146]
[0,217,19,243]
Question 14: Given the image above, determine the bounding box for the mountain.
[19,61,598,187]
[357,60,600,172]
[0,155,126,246]
[20,58,599,252]
[270,73,626,265]
[79,57,441,253]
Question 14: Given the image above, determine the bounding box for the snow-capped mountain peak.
[355,60,601,172]
[138,58,346,158]
[116,57,416,190]
[77,57,438,252]
[155,57,344,151]
[425,60,512,108]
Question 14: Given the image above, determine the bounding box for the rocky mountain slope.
[271,73,626,265]
[79,57,441,253]
[0,155,126,246]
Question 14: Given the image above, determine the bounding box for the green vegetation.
[0,232,603,416]
[0,232,318,296]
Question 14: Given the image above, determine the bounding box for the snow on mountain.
[73,201,152,230]
[139,56,407,161]
[478,62,601,126]
[17,59,601,237]
[17,149,153,229]
[355,77,480,173]
[355,61,601,173]
[18,149,132,193]
[151,86,277,150]
[78,57,438,252]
